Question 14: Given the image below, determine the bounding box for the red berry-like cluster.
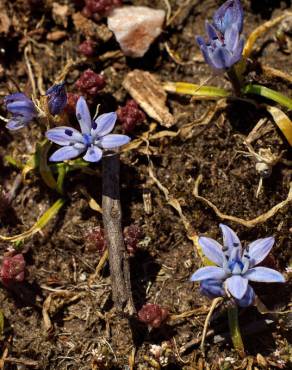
[85,224,142,255]
[117,100,146,133]
[85,226,107,255]
[0,254,26,287]
[78,40,97,57]
[75,69,106,98]
[138,303,169,328]
[123,225,142,256]
[64,92,80,116]
[83,0,122,18]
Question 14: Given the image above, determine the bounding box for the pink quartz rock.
[107,6,165,58]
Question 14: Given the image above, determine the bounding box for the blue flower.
[196,0,244,70]
[46,82,67,116]
[46,96,130,162]
[191,224,285,307]
[4,93,37,131]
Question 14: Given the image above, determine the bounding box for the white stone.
[107,6,165,58]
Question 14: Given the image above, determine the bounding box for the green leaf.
[0,198,65,242]
[163,82,230,98]
[243,84,292,110]
[37,140,58,192]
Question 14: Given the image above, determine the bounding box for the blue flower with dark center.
[46,82,67,116]
[196,0,244,70]
[46,96,130,162]
[191,224,285,307]
[4,93,37,131]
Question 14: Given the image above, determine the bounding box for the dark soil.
[0,0,291,369]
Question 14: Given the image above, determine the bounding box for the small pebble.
[108,6,165,58]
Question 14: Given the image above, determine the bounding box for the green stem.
[227,306,245,358]
[227,67,242,97]
[243,84,292,110]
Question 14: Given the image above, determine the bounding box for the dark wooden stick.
[102,153,135,315]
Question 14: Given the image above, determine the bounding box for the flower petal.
[76,96,91,134]
[224,24,239,52]
[92,112,117,138]
[7,100,36,116]
[200,279,225,298]
[225,275,248,299]
[219,224,242,259]
[212,46,232,69]
[213,0,244,34]
[83,146,103,162]
[46,126,83,146]
[199,236,225,267]
[98,134,130,149]
[244,267,285,283]
[4,93,30,105]
[236,285,255,307]
[190,266,227,281]
[247,237,275,267]
[205,21,218,40]
[196,37,218,69]
[229,37,244,66]
[6,118,26,131]
[49,145,84,162]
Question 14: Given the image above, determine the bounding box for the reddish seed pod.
[83,0,122,18]
[117,99,146,133]
[78,39,97,57]
[138,303,169,328]
[123,224,142,256]
[64,93,80,115]
[0,254,26,287]
[85,226,107,255]
[75,69,106,98]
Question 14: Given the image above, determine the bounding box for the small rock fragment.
[47,30,67,42]
[123,70,175,127]
[73,12,112,42]
[52,2,70,28]
[108,6,165,58]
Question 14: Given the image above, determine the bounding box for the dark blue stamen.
[92,121,97,130]
[228,259,244,272]
[65,129,73,136]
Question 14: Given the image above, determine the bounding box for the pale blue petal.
[7,100,35,115]
[98,134,130,149]
[83,146,103,162]
[229,37,244,65]
[6,118,26,131]
[236,285,255,307]
[226,275,248,299]
[49,145,84,162]
[224,24,239,52]
[190,266,227,281]
[212,47,232,69]
[76,96,91,134]
[200,279,225,298]
[219,224,242,258]
[199,236,225,267]
[92,112,117,138]
[205,21,218,40]
[244,267,285,283]
[247,237,275,267]
[46,126,83,146]
[4,93,31,105]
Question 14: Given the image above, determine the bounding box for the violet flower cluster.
[46,96,130,162]
[196,0,244,70]
[191,224,285,307]
[4,93,37,131]
[46,82,67,116]
[4,83,67,131]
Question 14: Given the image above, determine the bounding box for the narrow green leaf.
[163,82,230,98]
[38,140,58,192]
[0,198,65,242]
[243,84,292,110]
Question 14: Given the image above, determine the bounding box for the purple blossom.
[191,224,285,307]
[4,93,37,131]
[46,82,67,116]
[46,96,130,162]
[196,0,244,70]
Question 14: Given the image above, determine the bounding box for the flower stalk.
[227,66,242,97]
[227,305,245,357]
[102,153,135,315]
